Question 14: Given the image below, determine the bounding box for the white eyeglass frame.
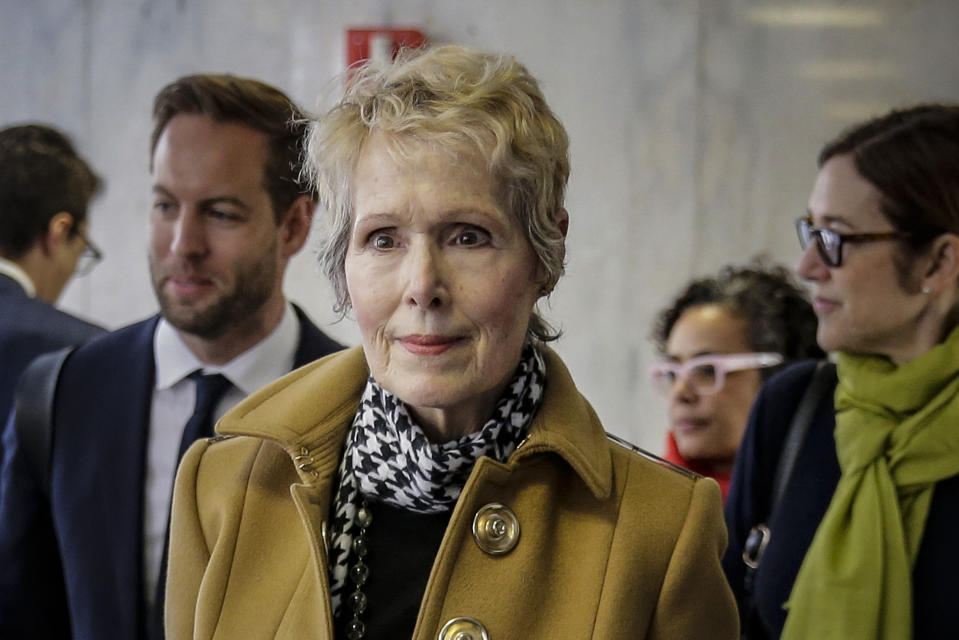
[648,352,784,396]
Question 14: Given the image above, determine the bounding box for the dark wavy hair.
[651,258,825,379]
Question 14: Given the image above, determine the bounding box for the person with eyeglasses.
[649,259,823,500]
[0,123,106,456]
[723,104,959,640]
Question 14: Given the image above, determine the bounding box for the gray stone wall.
[3,0,957,449]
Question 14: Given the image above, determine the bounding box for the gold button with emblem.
[472,503,520,555]
[438,616,490,640]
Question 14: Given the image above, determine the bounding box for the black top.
[336,500,451,639]
[723,360,959,639]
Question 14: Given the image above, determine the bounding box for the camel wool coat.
[166,346,737,639]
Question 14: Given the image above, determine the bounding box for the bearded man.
[0,74,342,640]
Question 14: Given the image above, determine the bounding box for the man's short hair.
[0,124,102,258]
[150,74,313,221]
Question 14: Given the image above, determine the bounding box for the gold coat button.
[438,616,490,640]
[472,503,520,555]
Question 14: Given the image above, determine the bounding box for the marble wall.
[3,0,958,449]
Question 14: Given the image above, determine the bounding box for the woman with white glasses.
[724,104,959,640]
[650,260,823,500]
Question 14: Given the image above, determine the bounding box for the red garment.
[663,432,731,502]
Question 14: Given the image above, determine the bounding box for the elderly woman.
[724,104,959,639]
[649,260,823,500]
[166,45,737,640]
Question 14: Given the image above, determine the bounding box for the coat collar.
[153,303,300,395]
[0,259,35,297]
[217,345,613,500]
[514,347,613,499]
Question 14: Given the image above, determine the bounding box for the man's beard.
[149,249,277,340]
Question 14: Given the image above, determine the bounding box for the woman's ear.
[921,233,959,294]
[537,208,569,296]
[556,208,569,239]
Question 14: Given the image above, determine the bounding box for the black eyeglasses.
[74,233,103,277]
[795,216,906,268]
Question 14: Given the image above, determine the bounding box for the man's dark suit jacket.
[0,306,342,639]
[0,273,105,462]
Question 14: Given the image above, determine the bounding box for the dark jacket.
[0,273,104,433]
[0,307,341,640]
[723,360,959,639]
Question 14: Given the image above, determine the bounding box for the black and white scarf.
[327,343,546,613]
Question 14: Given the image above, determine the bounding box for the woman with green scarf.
[723,103,959,640]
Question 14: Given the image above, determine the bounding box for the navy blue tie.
[152,372,232,639]
[177,372,232,460]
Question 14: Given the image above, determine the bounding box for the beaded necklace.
[343,499,372,640]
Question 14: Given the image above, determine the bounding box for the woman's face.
[345,132,542,440]
[665,304,762,470]
[797,154,929,362]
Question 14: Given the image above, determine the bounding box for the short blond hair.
[304,44,570,341]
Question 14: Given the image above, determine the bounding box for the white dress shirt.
[143,302,299,608]
[0,257,37,297]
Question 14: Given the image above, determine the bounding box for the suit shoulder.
[58,317,158,391]
[68,317,157,361]
[751,359,835,434]
[0,294,104,343]
[763,359,831,398]
[292,305,345,364]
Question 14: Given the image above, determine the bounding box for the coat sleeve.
[0,410,72,637]
[165,438,214,640]
[649,476,739,639]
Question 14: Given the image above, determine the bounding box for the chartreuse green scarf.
[781,327,959,640]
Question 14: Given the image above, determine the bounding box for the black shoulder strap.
[739,360,838,636]
[770,359,837,509]
[12,346,74,499]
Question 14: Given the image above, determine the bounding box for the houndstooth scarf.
[327,343,545,614]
